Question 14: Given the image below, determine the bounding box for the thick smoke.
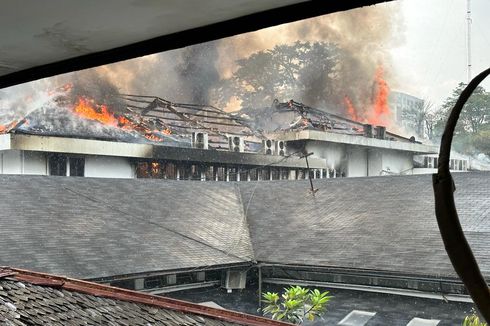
[215,2,403,113]
[2,2,402,122]
[94,41,221,104]
[87,1,402,114]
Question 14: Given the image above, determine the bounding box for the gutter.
[263,278,472,303]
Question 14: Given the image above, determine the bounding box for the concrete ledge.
[270,130,438,154]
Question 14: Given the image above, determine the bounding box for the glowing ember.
[367,66,391,126]
[343,95,358,121]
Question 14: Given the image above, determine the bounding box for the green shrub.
[261,286,332,324]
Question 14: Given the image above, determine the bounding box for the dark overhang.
[152,145,326,169]
[0,0,390,89]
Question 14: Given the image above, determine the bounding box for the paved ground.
[167,283,476,325]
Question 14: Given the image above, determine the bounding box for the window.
[110,279,135,290]
[69,157,85,177]
[271,168,280,180]
[49,154,84,177]
[49,154,67,176]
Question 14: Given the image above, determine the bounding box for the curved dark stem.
[433,67,490,322]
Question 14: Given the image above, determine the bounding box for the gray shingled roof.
[0,176,253,279]
[238,172,490,279]
[0,172,489,281]
[0,278,241,326]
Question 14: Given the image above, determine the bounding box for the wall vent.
[263,139,275,155]
[275,140,286,156]
[228,136,244,152]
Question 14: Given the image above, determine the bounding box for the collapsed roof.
[0,172,488,281]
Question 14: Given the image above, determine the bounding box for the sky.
[390,0,490,106]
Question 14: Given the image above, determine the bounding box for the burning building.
[0,83,437,180]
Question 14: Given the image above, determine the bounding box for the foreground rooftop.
[0,172,488,282]
[0,267,288,326]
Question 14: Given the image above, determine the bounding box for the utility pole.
[467,0,472,82]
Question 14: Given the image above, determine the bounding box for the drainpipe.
[258,265,262,310]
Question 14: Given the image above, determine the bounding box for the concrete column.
[237,170,240,182]
[176,168,180,180]
[226,168,230,182]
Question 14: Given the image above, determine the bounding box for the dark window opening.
[69,157,85,177]
[249,168,258,181]
[48,154,67,176]
[261,168,270,181]
[228,166,238,181]
[110,279,135,290]
[144,276,164,289]
[271,168,280,180]
[205,166,214,181]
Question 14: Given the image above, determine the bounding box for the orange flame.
[72,96,166,142]
[73,97,119,126]
[343,95,358,121]
[367,66,391,126]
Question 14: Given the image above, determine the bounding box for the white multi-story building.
[389,91,425,136]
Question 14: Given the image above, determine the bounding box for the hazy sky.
[391,0,490,106]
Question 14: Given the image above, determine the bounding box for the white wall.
[23,151,48,175]
[380,150,413,175]
[368,150,383,176]
[1,150,22,174]
[84,156,135,178]
[346,147,367,177]
[305,141,345,171]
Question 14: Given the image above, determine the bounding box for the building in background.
[389,91,425,137]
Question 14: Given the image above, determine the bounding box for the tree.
[215,41,340,109]
[261,286,332,324]
[430,83,490,154]
[438,83,490,135]
[401,100,435,138]
[473,124,490,156]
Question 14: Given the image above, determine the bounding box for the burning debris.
[0,83,189,145]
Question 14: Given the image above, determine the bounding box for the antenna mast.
[467,0,472,82]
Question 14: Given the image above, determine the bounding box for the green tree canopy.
[215,41,340,109]
[432,83,490,154]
